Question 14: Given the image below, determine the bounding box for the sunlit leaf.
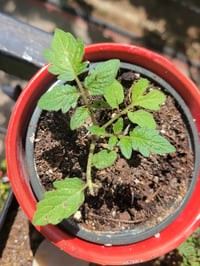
[84,59,120,95]
[128,110,156,128]
[130,126,176,157]
[104,80,124,109]
[33,178,85,225]
[70,107,90,130]
[118,136,132,159]
[134,90,166,110]
[38,85,80,113]
[44,29,87,81]
[131,78,149,102]
[87,126,106,136]
[113,118,123,134]
[92,150,117,169]
[108,135,118,149]
[131,78,166,110]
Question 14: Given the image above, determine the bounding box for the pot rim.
[6,43,200,265]
[26,61,200,246]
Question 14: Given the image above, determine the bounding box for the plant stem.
[74,76,100,195]
[86,137,96,195]
[75,76,97,126]
[75,75,135,196]
[102,102,134,129]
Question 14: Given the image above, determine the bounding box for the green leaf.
[131,78,149,102]
[118,137,132,159]
[130,126,176,157]
[1,159,7,174]
[70,107,90,130]
[178,240,196,259]
[84,59,120,95]
[134,90,166,110]
[92,150,117,169]
[91,100,109,110]
[128,110,156,129]
[38,85,80,113]
[33,178,85,225]
[104,80,124,109]
[87,126,106,137]
[131,78,166,110]
[43,29,87,81]
[108,135,118,149]
[113,118,123,134]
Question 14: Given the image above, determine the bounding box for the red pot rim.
[6,43,200,265]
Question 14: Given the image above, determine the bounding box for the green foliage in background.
[178,227,200,266]
[0,159,9,212]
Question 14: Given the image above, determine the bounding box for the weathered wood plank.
[0,12,52,79]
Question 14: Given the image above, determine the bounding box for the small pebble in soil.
[73,211,82,222]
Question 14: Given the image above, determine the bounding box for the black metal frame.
[0,12,52,80]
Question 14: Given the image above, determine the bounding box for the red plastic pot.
[6,43,200,265]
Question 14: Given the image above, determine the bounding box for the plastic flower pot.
[6,43,200,265]
[25,61,199,246]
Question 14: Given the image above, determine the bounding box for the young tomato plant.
[33,29,176,226]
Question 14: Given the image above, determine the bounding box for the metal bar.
[0,12,52,79]
[0,127,7,134]
[0,189,14,233]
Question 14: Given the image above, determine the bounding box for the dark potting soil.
[33,70,194,232]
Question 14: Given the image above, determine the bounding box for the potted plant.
[6,29,200,265]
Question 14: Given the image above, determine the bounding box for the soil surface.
[0,199,44,266]
[33,69,194,236]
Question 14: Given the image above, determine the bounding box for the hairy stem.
[74,76,98,195]
[102,102,134,129]
[86,137,96,195]
[75,76,97,126]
